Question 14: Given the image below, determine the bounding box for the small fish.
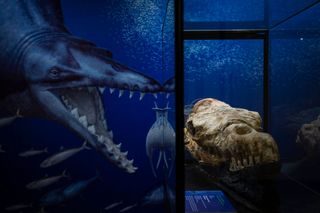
[0,144,5,153]
[104,201,123,211]
[5,203,32,211]
[40,141,91,168]
[0,109,21,128]
[119,204,137,212]
[26,170,69,190]
[40,172,98,206]
[19,147,48,158]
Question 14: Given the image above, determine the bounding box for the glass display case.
[184,1,320,213]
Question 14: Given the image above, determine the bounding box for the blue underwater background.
[0,0,175,213]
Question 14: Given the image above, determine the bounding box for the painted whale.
[0,0,164,173]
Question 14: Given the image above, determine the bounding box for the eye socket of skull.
[234,124,252,135]
[187,120,196,136]
[303,124,313,132]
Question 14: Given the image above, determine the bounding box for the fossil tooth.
[230,157,237,171]
[254,156,261,164]
[249,156,254,166]
[243,159,248,167]
[99,87,106,93]
[166,93,170,99]
[109,88,115,94]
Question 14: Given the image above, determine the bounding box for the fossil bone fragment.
[296,115,320,157]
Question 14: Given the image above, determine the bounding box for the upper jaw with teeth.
[60,87,137,173]
[107,87,158,100]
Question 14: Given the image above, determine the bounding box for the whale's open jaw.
[54,86,138,173]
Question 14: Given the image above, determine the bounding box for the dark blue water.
[0,1,175,212]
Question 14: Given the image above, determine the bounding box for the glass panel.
[0,1,175,212]
[269,0,319,27]
[269,0,320,196]
[184,0,265,30]
[184,0,264,22]
[184,40,264,115]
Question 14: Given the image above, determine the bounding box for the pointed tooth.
[129,91,134,99]
[116,143,122,149]
[166,93,170,99]
[254,156,261,164]
[99,87,106,93]
[237,160,244,169]
[98,135,104,142]
[118,90,124,98]
[122,151,128,156]
[107,146,114,152]
[243,159,248,167]
[108,130,113,139]
[230,157,236,171]
[103,119,107,129]
[139,92,145,101]
[109,88,115,94]
[153,93,158,99]
[113,154,120,161]
[71,108,79,118]
[127,167,137,173]
[88,125,96,134]
[249,156,254,166]
[79,116,88,126]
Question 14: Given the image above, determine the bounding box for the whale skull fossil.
[185,98,279,172]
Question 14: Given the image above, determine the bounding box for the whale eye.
[49,68,60,78]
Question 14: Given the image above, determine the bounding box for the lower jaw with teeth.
[60,88,137,173]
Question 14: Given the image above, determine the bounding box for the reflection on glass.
[184,40,264,115]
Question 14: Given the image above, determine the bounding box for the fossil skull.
[185,98,279,172]
[296,115,320,157]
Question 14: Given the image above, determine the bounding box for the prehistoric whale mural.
[0,0,170,173]
[0,0,175,212]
